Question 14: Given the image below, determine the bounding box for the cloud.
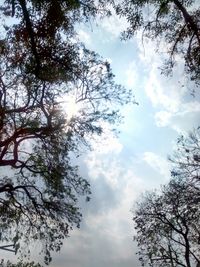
[99,11,129,39]
[77,29,92,45]
[143,152,170,180]
[154,100,200,131]
[134,35,200,133]
[47,153,144,267]
[85,123,123,185]
[154,110,172,127]
[136,32,165,67]
[71,125,145,266]
[125,62,139,88]
[145,65,185,113]
[136,39,184,117]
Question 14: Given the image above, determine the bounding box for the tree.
[0,0,135,264]
[0,0,111,79]
[133,178,200,267]
[115,0,200,83]
[170,127,200,185]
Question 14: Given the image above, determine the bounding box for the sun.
[61,94,80,120]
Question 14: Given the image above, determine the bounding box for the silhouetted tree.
[115,0,200,83]
[0,0,135,264]
[170,127,200,185]
[133,179,200,267]
[0,0,114,79]
[0,260,42,267]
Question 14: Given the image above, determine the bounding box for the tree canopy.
[0,0,134,264]
[170,127,200,183]
[134,178,200,267]
[133,127,200,267]
[115,0,200,83]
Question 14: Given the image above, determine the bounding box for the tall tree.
[115,0,200,83]
[133,179,200,267]
[0,0,134,264]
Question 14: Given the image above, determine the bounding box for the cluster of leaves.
[115,0,200,83]
[133,127,200,267]
[0,0,134,264]
[0,260,43,267]
[170,127,200,182]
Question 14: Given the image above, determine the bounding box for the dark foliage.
[134,128,200,267]
[0,0,134,264]
[170,127,200,184]
[0,260,43,267]
[115,0,200,83]
[134,179,200,267]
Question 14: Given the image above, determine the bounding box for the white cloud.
[181,101,200,114]
[143,152,170,179]
[136,36,200,133]
[136,32,165,68]
[155,110,172,127]
[87,122,123,155]
[77,29,92,45]
[99,11,129,39]
[154,100,200,130]
[80,165,144,262]
[48,154,144,267]
[125,62,138,88]
[84,123,123,188]
[145,68,183,113]
[85,155,123,188]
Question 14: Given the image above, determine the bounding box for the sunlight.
[61,94,80,120]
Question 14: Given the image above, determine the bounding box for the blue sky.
[2,10,200,267]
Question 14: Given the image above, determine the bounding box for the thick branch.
[173,0,200,46]
[17,0,40,74]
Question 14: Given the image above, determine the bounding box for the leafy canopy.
[134,128,200,267]
[0,0,134,264]
[134,178,200,267]
[115,0,200,83]
[170,127,200,183]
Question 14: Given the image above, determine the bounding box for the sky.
[2,9,200,267]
